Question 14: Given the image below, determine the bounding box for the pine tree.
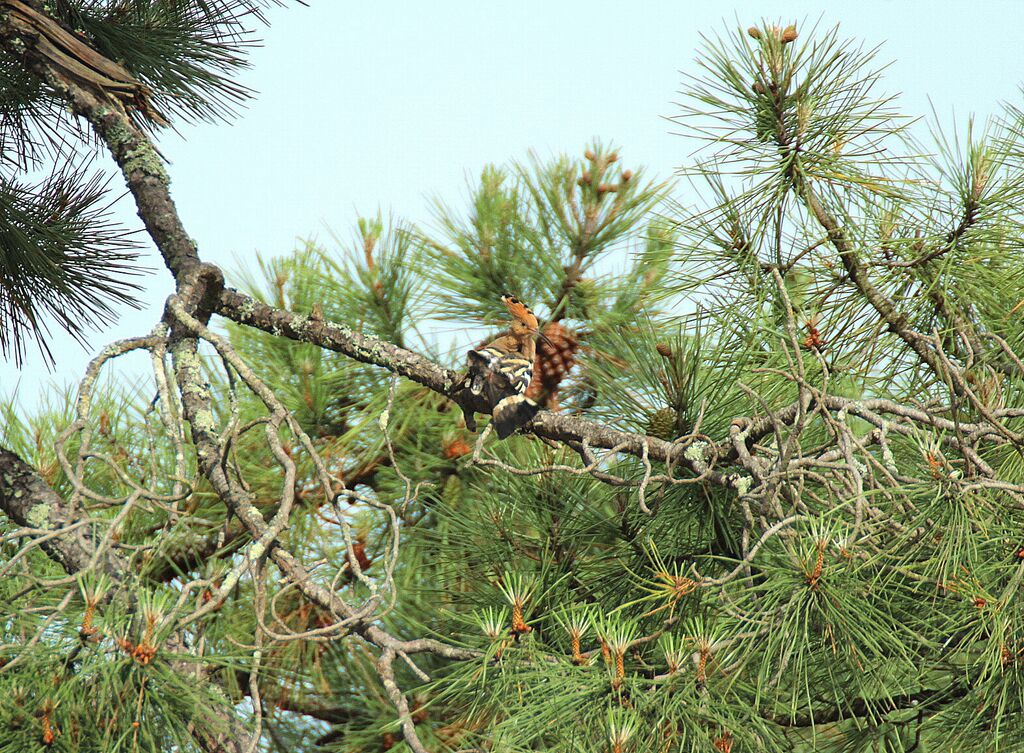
[4,9,1024,753]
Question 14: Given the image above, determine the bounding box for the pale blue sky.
[2,0,1021,405]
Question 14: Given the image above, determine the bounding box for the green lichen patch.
[27,503,52,530]
[122,141,170,184]
[733,475,752,497]
[102,116,170,184]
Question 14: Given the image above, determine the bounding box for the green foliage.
[0,165,143,365]
[0,51,68,169]
[420,143,670,328]
[323,21,1024,753]
[0,594,239,753]
[7,11,1024,753]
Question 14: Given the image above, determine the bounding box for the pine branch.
[762,678,969,728]
[0,163,144,364]
[169,268,478,671]
[167,265,476,751]
[800,179,960,388]
[0,3,200,279]
[218,282,1024,494]
[216,285,737,486]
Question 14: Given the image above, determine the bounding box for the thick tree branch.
[218,288,459,394]
[0,445,124,579]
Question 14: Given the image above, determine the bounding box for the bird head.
[501,294,539,337]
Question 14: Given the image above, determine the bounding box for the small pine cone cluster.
[527,321,579,408]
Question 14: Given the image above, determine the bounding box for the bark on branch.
[0,446,124,578]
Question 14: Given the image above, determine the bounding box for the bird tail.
[491,395,540,439]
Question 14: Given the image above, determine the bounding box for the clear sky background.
[1,0,1021,407]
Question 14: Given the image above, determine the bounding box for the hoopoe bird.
[454,295,542,439]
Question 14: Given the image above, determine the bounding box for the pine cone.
[527,321,579,407]
[646,407,678,440]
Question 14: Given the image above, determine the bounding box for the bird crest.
[501,294,538,331]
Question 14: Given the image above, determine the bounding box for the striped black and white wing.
[489,354,539,438]
[466,348,531,396]
[494,353,533,395]
[465,346,504,395]
[460,348,539,439]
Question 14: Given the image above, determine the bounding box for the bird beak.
[535,327,553,346]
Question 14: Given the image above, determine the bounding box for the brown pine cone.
[527,322,579,406]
